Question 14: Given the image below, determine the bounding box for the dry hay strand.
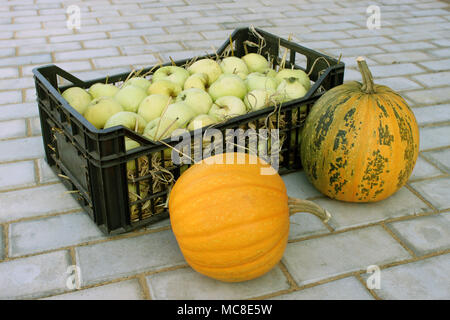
[142,63,162,78]
[243,25,266,56]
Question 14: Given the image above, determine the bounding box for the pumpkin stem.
[356,56,375,94]
[288,197,331,223]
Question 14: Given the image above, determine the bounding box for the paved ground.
[0,0,449,300]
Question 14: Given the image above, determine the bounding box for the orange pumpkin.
[301,57,420,202]
[169,152,330,282]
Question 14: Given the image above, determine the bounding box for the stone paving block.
[315,187,429,230]
[0,38,46,49]
[0,91,22,105]
[413,71,450,87]
[83,37,145,49]
[49,32,108,43]
[297,40,340,50]
[23,61,93,78]
[387,213,450,256]
[390,32,443,43]
[337,56,377,69]
[0,119,26,139]
[309,22,358,32]
[146,266,289,300]
[0,136,44,162]
[296,31,353,41]
[92,55,158,69]
[0,161,35,191]
[370,52,433,64]
[108,28,166,39]
[0,183,81,223]
[0,225,3,260]
[431,39,450,47]
[54,48,120,62]
[37,158,59,183]
[182,39,226,50]
[0,103,38,121]
[337,36,393,47]
[76,23,131,35]
[1,22,42,32]
[422,148,450,173]
[418,126,450,151]
[412,104,450,126]
[270,277,373,300]
[0,250,72,299]
[282,171,322,199]
[75,230,185,286]
[410,156,444,181]
[159,50,204,62]
[376,77,423,92]
[282,226,411,285]
[166,24,221,34]
[343,69,362,82]
[325,46,384,57]
[289,212,330,240]
[0,67,19,79]
[366,63,425,78]
[43,279,145,300]
[0,54,51,67]
[9,211,105,257]
[121,43,183,56]
[0,48,15,57]
[145,32,204,45]
[409,177,450,210]
[420,59,450,71]
[430,48,450,58]
[362,254,450,299]
[382,42,437,52]
[29,117,41,136]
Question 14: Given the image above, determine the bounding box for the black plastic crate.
[33,27,344,235]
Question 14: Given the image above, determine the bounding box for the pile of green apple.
[61,53,312,144]
[61,53,312,220]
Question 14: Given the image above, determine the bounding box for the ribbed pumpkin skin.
[169,153,289,282]
[301,81,419,202]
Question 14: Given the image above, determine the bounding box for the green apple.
[208,96,247,121]
[187,58,222,86]
[244,89,276,111]
[153,66,190,87]
[147,80,182,98]
[137,94,171,122]
[208,74,247,101]
[83,97,123,129]
[161,102,196,128]
[143,116,181,141]
[126,138,140,151]
[61,87,92,115]
[276,78,307,102]
[276,68,311,91]
[183,73,208,90]
[124,76,151,91]
[104,111,147,134]
[176,88,212,115]
[241,53,270,73]
[262,68,277,79]
[88,83,120,99]
[220,56,249,79]
[245,72,278,92]
[125,138,141,172]
[187,114,217,131]
[114,84,147,113]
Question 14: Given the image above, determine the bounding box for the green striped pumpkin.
[300,57,419,202]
